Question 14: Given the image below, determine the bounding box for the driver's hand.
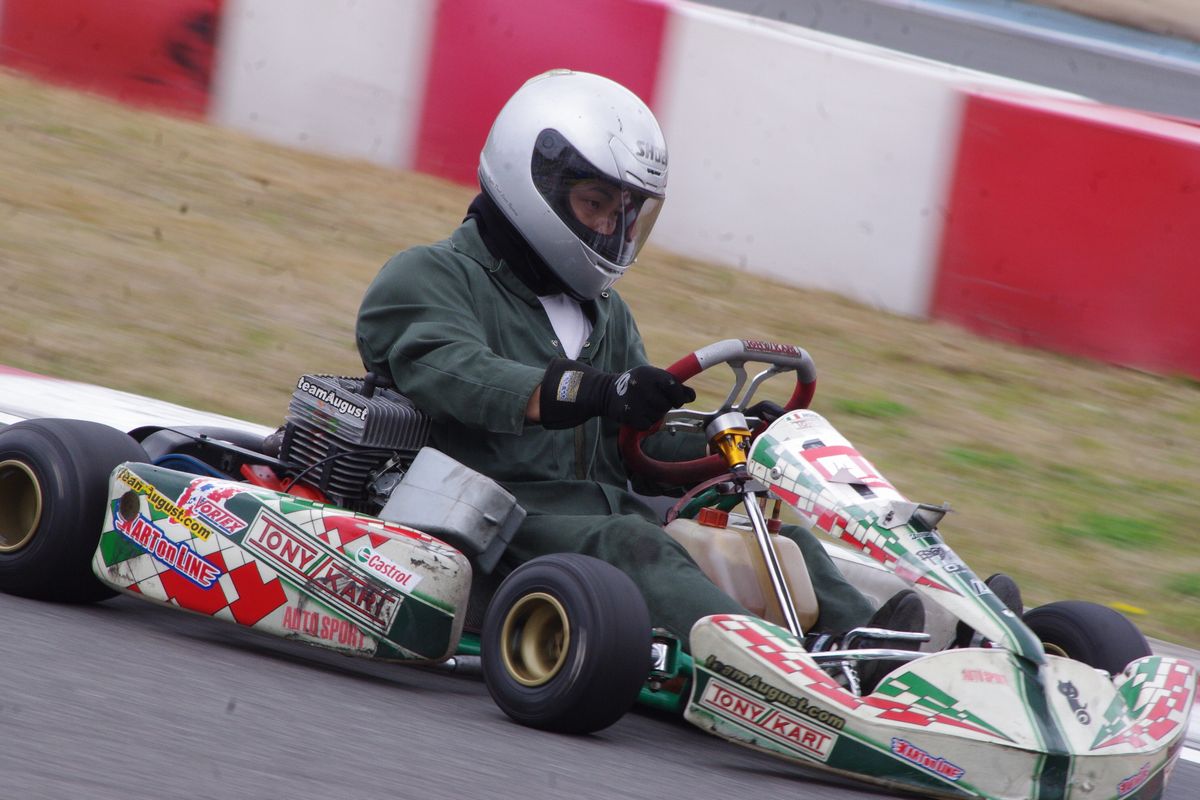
[539,359,696,430]
[611,365,697,429]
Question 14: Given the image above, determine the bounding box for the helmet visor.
[532,130,663,268]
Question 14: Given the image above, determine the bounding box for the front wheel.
[0,418,149,602]
[1023,600,1151,674]
[481,554,651,734]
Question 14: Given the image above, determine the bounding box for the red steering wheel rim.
[618,340,816,487]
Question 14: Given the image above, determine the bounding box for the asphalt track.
[0,592,885,800]
[0,589,1194,800]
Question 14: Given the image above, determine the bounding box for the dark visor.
[531,129,663,267]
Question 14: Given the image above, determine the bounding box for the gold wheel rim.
[499,592,570,687]
[1044,642,1069,658]
[0,460,43,553]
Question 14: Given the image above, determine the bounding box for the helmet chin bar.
[550,240,623,302]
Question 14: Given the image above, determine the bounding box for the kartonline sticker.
[112,501,221,588]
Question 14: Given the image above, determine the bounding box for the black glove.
[744,399,786,426]
[539,359,696,431]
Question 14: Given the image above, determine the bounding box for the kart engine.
[277,374,431,511]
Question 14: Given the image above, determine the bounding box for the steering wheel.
[618,339,816,487]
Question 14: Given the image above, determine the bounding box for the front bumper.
[686,614,1196,800]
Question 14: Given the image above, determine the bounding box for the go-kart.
[0,340,1193,800]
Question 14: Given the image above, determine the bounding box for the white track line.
[873,0,1200,72]
[1182,747,1200,766]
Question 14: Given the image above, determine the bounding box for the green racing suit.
[356,219,874,643]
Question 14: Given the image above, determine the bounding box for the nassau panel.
[932,92,1200,378]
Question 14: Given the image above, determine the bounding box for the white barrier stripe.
[1181,747,1200,765]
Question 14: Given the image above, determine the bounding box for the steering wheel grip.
[618,339,817,486]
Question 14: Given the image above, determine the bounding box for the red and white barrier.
[1,0,1197,377]
[933,90,1200,375]
[652,4,1031,318]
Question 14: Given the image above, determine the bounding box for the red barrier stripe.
[0,0,222,116]
[932,92,1200,378]
[413,0,670,185]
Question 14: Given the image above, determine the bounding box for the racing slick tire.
[0,418,148,602]
[1023,600,1152,675]
[481,553,651,734]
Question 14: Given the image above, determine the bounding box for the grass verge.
[1,71,1196,644]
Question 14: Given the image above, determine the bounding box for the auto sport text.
[282,606,366,648]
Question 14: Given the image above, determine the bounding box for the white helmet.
[478,70,668,300]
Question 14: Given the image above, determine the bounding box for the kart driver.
[355,70,925,665]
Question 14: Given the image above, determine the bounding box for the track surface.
[0,592,1195,800]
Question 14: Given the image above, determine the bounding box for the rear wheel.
[1023,600,1151,674]
[481,554,651,734]
[0,418,148,602]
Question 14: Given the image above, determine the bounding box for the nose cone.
[685,613,1197,800]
